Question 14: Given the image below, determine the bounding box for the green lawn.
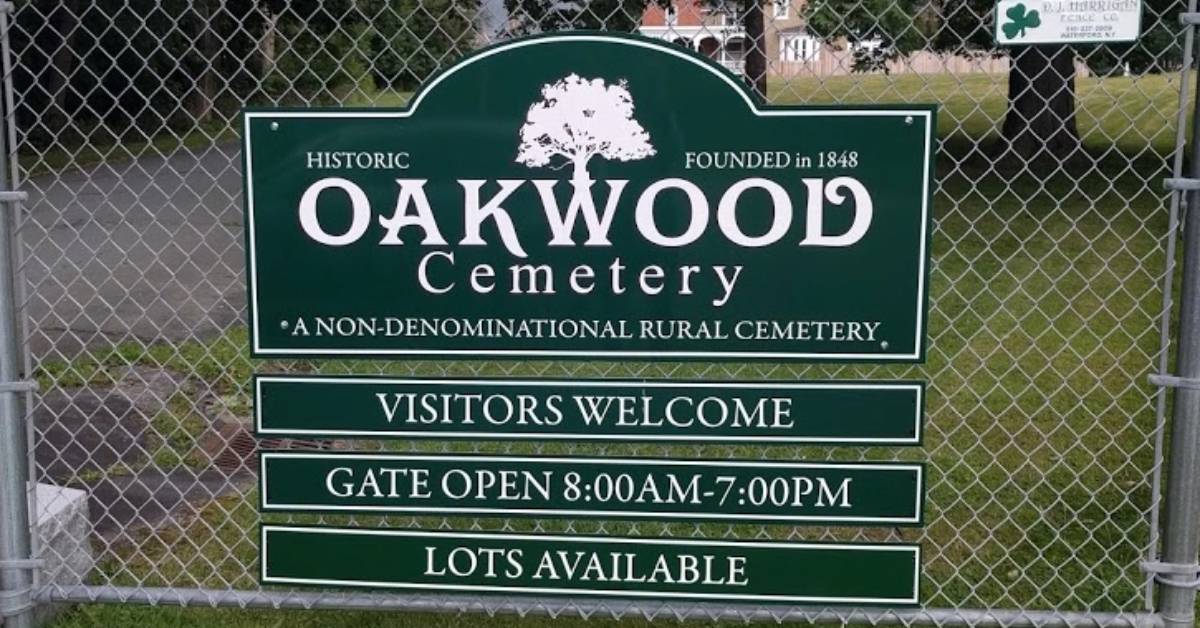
[771,72,1185,156]
[349,72,1188,155]
[50,606,728,628]
[40,68,1182,626]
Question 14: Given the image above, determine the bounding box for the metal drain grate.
[214,427,332,474]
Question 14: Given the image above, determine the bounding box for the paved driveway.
[20,144,254,532]
[18,142,245,359]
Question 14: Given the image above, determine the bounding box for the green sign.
[261,526,921,605]
[242,33,935,361]
[254,375,924,445]
[260,453,924,525]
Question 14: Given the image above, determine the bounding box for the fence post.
[0,192,33,628]
[0,2,35,626]
[1154,25,1200,625]
[0,168,32,627]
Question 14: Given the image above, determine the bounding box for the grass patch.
[146,394,210,471]
[51,605,734,628]
[21,119,236,178]
[770,72,1185,156]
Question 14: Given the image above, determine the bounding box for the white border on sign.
[253,376,924,444]
[260,525,922,605]
[243,34,934,360]
[258,452,925,525]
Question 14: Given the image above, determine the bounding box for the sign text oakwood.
[242,35,935,361]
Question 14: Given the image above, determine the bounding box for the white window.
[779,34,819,61]
[773,0,789,19]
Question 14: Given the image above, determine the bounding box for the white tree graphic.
[516,74,656,185]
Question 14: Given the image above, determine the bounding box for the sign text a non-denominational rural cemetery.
[242,33,936,361]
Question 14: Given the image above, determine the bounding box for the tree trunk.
[571,154,592,185]
[1000,45,1080,161]
[741,2,767,100]
[45,0,81,134]
[259,4,278,77]
[187,0,217,123]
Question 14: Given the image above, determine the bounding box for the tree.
[742,1,768,99]
[696,0,768,99]
[1081,0,1181,76]
[255,0,475,100]
[362,0,475,91]
[258,1,371,105]
[516,74,656,184]
[9,0,476,149]
[702,0,768,99]
[805,0,1085,160]
[11,0,266,141]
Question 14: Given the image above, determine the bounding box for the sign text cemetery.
[242,34,935,361]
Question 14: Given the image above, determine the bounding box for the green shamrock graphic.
[1001,3,1041,39]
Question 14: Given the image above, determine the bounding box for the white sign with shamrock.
[994,0,1141,45]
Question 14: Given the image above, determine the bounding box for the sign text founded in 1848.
[242,34,935,361]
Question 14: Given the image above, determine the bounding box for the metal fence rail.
[0,0,1197,625]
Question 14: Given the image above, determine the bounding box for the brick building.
[638,0,821,73]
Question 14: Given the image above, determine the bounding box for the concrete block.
[11,483,93,627]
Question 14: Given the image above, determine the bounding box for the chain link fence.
[3,0,1194,624]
